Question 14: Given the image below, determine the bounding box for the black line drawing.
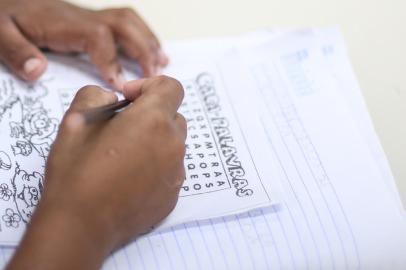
[11,140,33,156]
[2,208,21,228]
[0,183,12,201]
[0,76,58,161]
[9,78,49,107]
[0,75,55,230]
[9,107,59,159]
[11,164,44,223]
[0,95,19,123]
[0,151,11,170]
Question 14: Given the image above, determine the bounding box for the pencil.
[84,99,131,123]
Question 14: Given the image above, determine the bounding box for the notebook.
[0,27,405,269]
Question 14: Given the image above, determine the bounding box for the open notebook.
[0,27,405,269]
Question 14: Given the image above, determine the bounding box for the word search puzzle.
[180,75,252,198]
[0,54,277,244]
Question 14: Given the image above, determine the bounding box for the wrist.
[6,194,115,270]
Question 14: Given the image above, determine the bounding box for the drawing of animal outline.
[0,76,59,160]
[9,107,59,159]
[10,163,44,224]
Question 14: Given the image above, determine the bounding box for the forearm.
[6,202,111,270]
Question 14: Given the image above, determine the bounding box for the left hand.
[0,0,169,90]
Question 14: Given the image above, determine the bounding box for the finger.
[118,26,157,77]
[68,85,118,113]
[83,24,126,91]
[157,49,169,68]
[171,163,186,190]
[99,8,169,68]
[174,113,187,142]
[56,111,87,147]
[126,12,169,68]
[122,78,146,100]
[112,9,158,45]
[58,86,117,144]
[0,16,47,81]
[97,10,159,77]
[127,76,184,116]
[16,16,126,91]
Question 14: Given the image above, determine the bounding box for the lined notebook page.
[315,28,404,212]
[0,29,405,269]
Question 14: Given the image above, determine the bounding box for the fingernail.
[23,58,42,75]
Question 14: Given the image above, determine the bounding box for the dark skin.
[0,0,169,90]
[0,1,186,269]
[6,76,187,270]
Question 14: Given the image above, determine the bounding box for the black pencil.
[84,99,131,123]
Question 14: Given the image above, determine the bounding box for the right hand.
[6,76,186,270]
[46,76,186,247]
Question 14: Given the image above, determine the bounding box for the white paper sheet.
[314,27,404,213]
[0,28,405,269]
[227,30,406,269]
[0,54,279,245]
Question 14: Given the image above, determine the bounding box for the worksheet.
[0,54,278,244]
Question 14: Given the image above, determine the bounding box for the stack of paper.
[0,27,405,269]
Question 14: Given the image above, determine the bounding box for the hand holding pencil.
[6,76,187,270]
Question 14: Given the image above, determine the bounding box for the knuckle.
[177,113,187,127]
[152,75,170,85]
[176,136,186,152]
[173,138,186,159]
[143,92,163,108]
[139,51,155,65]
[13,15,45,46]
[147,109,170,128]
[116,8,137,21]
[164,133,186,162]
[168,77,184,96]
[76,85,99,97]
[152,76,184,92]
[145,38,159,52]
[75,85,116,105]
[100,89,117,100]
[165,196,179,215]
[90,24,111,40]
[102,92,118,104]
[60,111,84,134]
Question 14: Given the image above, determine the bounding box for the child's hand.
[6,77,186,270]
[0,0,168,90]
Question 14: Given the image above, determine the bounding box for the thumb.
[58,85,118,142]
[0,16,47,81]
[69,85,118,113]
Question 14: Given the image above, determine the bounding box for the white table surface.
[69,0,406,208]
